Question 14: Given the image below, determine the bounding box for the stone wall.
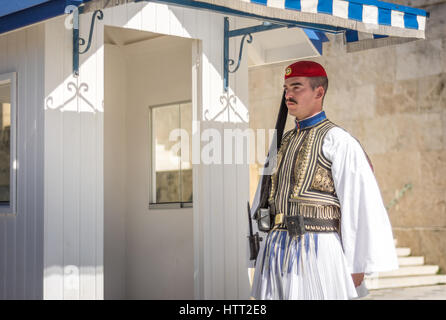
[248,1,446,272]
[387,0,446,8]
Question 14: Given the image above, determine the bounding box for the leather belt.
[274,212,339,234]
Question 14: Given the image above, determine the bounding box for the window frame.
[148,100,193,209]
[0,72,17,215]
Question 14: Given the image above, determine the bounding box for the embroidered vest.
[269,119,341,233]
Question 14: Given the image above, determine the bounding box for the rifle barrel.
[247,202,254,235]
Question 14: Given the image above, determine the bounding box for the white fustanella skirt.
[251,229,365,300]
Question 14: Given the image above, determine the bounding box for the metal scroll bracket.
[223,17,286,92]
[66,6,104,77]
[223,16,336,92]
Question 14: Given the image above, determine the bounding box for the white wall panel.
[0,24,45,300]
[94,12,105,301]
[43,16,64,300]
[232,17,252,300]
[44,12,104,299]
[125,0,143,30]
[42,1,251,300]
[78,11,100,300]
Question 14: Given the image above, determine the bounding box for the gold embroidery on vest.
[269,130,295,203]
[290,120,341,233]
[310,164,336,195]
[270,119,342,233]
[289,120,339,207]
[291,129,315,198]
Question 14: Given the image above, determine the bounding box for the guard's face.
[283,76,322,120]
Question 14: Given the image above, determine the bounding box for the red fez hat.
[284,61,327,79]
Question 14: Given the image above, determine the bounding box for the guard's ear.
[316,86,325,99]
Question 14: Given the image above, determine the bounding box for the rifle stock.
[247,201,262,261]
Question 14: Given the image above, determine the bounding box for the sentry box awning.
[0,0,429,89]
[130,0,429,90]
[0,0,429,37]
[187,0,428,38]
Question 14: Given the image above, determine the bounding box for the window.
[149,101,192,208]
[0,72,17,215]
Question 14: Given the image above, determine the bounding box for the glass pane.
[153,104,181,203]
[0,82,11,203]
[179,102,192,202]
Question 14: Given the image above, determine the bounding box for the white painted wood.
[233,17,252,299]
[61,22,81,299]
[155,3,170,35]
[197,10,213,300]
[126,1,143,30]
[110,3,127,28]
[43,14,104,300]
[225,17,239,299]
[94,13,105,301]
[44,17,64,300]
[140,2,157,33]
[43,1,253,300]
[169,5,185,38]
[0,23,45,300]
[191,38,203,300]
[25,25,38,300]
[185,6,198,39]
[211,12,225,299]
[78,11,99,300]
[34,23,46,301]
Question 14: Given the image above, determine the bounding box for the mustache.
[286,98,297,104]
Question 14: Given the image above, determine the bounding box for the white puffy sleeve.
[322,127,399,274]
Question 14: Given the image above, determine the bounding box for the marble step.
[365,274,446,290]
[396,247,411,257]
[398,256,424,266]
[366,265,440,279]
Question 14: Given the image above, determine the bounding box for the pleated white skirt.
[251,229,360,300]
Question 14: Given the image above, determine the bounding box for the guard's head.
[283,61,328,120]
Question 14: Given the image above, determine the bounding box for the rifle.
[248,91,288,260]
[247,201,262,261]
[257,90,288,213]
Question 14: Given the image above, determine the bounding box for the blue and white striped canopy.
[195,0,428,45]
[0,0,428,51]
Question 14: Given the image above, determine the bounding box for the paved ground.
[359,285,446,300]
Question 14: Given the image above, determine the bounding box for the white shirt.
[322,126,399,275]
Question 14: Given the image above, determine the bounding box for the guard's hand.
[351,273,364,287]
